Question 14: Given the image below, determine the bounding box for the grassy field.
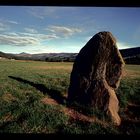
[0,59,140,134]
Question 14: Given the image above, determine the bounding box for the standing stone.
[68,31,125,125]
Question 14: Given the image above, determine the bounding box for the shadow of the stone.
[8,76,98,118]
[8,76,66,105]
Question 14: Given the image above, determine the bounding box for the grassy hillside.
[0,60,140,134]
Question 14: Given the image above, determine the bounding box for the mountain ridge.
[0,47,140,64]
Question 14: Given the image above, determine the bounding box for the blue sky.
[0,6,140,54]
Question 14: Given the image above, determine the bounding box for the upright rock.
[68,31,125,125]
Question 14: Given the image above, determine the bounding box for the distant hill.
[119,47,140,58]
[119,47,140,64]
[0,47,140,64]
[0,51,16,59]
[15,52,32,58]
[13,52,78,62]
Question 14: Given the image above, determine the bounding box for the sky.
[0,6,140,54]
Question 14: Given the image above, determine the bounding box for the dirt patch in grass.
[2,93,17,102]
[41,96,109,127]
[41,97,58,105]
[1,113,14,122]
[41,94,140,132]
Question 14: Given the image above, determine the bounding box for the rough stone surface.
[68,31,125,125]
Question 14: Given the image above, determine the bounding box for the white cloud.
[47,25,82,37]
[0,19,18,32]
[27,7,59,19]
[7,32,19,36]
[7,20,18,24]
[37,33,59,40]
[0,34,39,46]
[0,31,59,46]
[27,7,82,20]
[20,32,59,40]
[24,28,38,33]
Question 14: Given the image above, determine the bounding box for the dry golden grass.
[32,65,72,71]
[2,93,16,103]
[122,65,140,78]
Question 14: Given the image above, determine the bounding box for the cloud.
[37,34,59,40]
[24,28,38,33]
[7,32,19,36]
[26,7,79,20]
[47,25,82,37]
[27,7,59,19]
[6,20,18,24]
[0,34,39,46]
[20,32,59,40]
[0,19,18,32]
[0,31,59,46]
